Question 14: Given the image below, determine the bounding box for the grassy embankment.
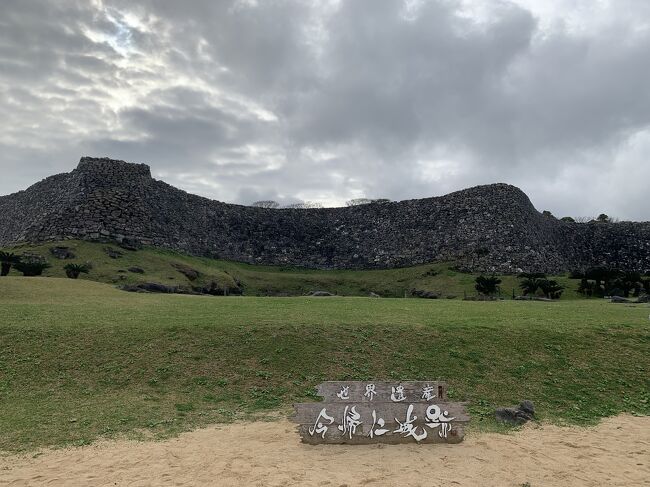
[3,239,582,298]
[0,276,648,452]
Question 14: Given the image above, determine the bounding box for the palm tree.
[475,274,501,296]
[0,251,21,276]
[64,263,90,279]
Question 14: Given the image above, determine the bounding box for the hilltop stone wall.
[0,157,648,273]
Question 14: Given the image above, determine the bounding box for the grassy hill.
[1,240,582,298]
[0,277,648,452]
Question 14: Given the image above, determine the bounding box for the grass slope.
[2,240,581,298]
[1,277,648,452]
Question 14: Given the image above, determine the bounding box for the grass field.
[0,277,648,453]
[2,240,582,298]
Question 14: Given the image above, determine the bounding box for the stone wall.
[1,157,648,273]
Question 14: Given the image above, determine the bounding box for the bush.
[0,251,21,276]
[14,256,50,276]
[64,263,91,279]
[475,274,501,295]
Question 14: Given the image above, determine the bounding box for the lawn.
[0,277,648,452]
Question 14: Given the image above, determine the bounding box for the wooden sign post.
[292,381,469,445]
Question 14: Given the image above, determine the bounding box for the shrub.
[0,251,21,276]
[64,263,91,279]
[14,256,50,276]
[251,200,279,209]
[475,274,501,295]
[560,216,575,222]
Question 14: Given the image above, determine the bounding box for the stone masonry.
[0,157,648,273]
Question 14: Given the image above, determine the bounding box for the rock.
[410,289,440,299]
[171,263,200,281]
[122,282,176,293]
[369,292,380,298]
[49,246,75,259]
[118,238,142,251]
[104,247,123,259]
[127,266,145,274]
[495,400,535,425]
[307,291,334,296]
[610,296,630,303]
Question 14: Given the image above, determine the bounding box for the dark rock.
[122,282,176,293]
[610,296,630,303]
[171,262,200,281]
[49,246,75,259]
[118,237,142,251]
[104,247,123,259]
[411,289,440,299]
[127,266,145,274]
[495,400,535,425]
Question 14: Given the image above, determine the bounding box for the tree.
[346,198,374,207]
[537,279,564,299]
[519,277,540,296]
[284,202,323,209]
[596,214,610,223]
[345,198,390,207]
[0,251,21,276]
[251,200,280,209]
[64,263,90,279]
[475,274,501,295]
[560,216,575,222]
[542,210,554,218]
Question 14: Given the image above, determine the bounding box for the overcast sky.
[1,0,649,220]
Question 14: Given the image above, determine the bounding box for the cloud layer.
[1,0,649,219]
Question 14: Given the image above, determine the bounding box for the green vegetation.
[475,274,502,295]
[0,251,21,276]
[518,273,565,299]
[13,255,50,276]
[0,277,648,452]
[0,240,583,299]
[64,262,91,279]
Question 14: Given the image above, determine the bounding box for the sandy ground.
[1,415,648,487]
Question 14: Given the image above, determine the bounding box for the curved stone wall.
[0,157,648,273]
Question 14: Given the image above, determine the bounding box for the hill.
[0,239,583,298]
[1,156,649,273]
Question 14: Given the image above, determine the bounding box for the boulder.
[122,282,177,293]
[49,246,76,259]
[410,289,440,299]
[610,296,630,303]
[127,266,145,274]
[104,247,123,259]
[307,290,334,297]
[172,263,200,281]
[495,400,535,425]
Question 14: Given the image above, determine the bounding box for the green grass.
[0,277,648,452]
[2,239,582,298]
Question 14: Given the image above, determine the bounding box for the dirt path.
[1,415,648,486]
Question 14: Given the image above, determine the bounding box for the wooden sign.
[292,381,469,444]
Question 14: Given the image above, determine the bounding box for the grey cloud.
[0,0,649,220]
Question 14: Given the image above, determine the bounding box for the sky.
[1,0,649,220]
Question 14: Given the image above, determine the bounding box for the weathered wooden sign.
[292,381,469,444]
